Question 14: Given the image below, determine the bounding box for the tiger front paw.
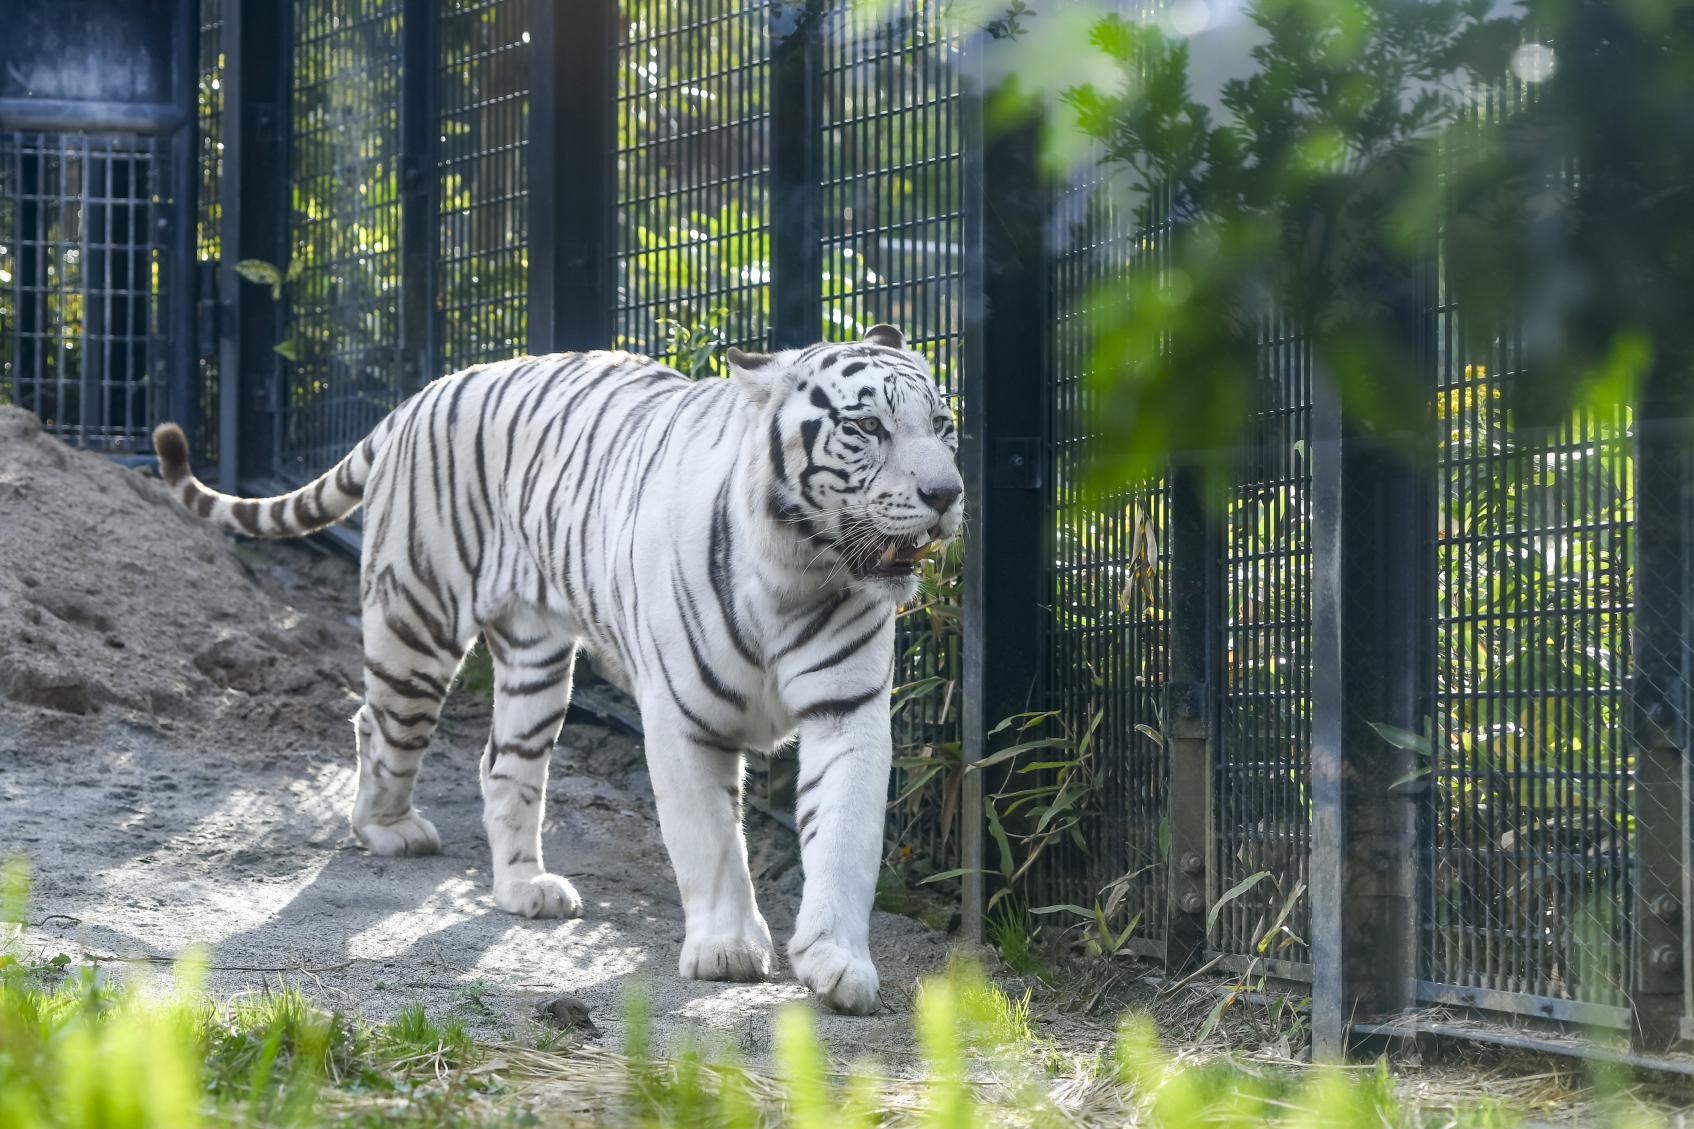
[680,928,775,983]
[789,937,880,1015]
[494,873,583,919]
[352,810,441,857]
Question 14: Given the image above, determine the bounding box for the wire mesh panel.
[613,0,770,363]
[1212,316,1313,976]
[821,0,965,875]
[438,0,529,373]
[1423,298,1635,1022]
[1039,162,1171,944]
[283,0,406,482]
[196,0,225,464]
[0,132,172,452]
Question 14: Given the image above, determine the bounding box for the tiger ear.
[726,346,791,403]
[862,323,905,350]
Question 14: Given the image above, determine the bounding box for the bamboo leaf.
[1207,870,1271,933]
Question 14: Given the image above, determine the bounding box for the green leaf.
[234,259,283,287]
[1027,903,1093,917]
[1368,720,1434,757]
[1197,993,1232,1042]
[1207,870,1271,933]
[273,337,300,362]
[918,867,985,885]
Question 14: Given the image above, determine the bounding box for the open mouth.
[856,534,937,579]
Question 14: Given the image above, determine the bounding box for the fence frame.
[216,0,288,489]
[959,48,1050,945]
[528,0,613,355]
[15,0,1694,1064]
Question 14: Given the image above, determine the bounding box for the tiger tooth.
[880,543,899,564]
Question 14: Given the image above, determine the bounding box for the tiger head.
[729,325,964,595]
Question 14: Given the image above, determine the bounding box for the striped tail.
[152,422,381,538]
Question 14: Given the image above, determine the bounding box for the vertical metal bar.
[1308,272,1431,1060]
[527,0,612,354]
[400,0,440,387]
[218,0,288,488]
[1630,391,1691,1050]
[769,0,822,349]
[1163,463,1214,971]
[959,53,1049,945]
[81,142,106,444]
[170,0,200,439]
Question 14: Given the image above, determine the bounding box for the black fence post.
[1630,384,1692,1051]
[167,0,199,437]
[959,57,1050,944]
[528,0,613,354]
[1163,465,1215,971]
[218,0,289,488]
[1308,287,1431,1060]
[399,0,440,386]
[768,0,822,349]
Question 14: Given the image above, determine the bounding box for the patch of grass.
[985,901,1048,980]
[0,859,1665,1129]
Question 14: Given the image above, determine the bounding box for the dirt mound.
[0,406,364,749]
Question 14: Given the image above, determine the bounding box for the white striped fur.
[151,324,964,1014]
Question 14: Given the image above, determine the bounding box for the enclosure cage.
[5,0,1694,1064]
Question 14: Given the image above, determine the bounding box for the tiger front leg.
[787,702,893,1015]
[642,702,773,982]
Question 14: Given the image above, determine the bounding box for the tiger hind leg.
[349,617,467,857]
[479,606,582,919]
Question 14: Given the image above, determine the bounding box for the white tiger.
[151,324,964,1014]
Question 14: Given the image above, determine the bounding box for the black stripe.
[708,483,762,666]
[797,684,885,721]
[795,613,890,676]
[367,660,447,699]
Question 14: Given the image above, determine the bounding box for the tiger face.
[729,325,964,595]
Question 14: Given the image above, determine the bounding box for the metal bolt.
[1650,701,1673,728]
[1179,699,1198,720]
[1181,891,1205,915]
[1010,453,1025,467]
[1650,944,1680,973]
[1180,852,1204,876]
[1651,893,1681,923]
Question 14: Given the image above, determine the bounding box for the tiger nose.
[919,485,961,513]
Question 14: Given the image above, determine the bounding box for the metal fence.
[10,0,1694,1064]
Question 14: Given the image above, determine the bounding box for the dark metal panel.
[528,0,612,354]
[768,0,821,350]
[218,0,287,487]
[400,0,441,389]
[167,0,199,443]
[192,0,224,466]
[1163,466,1213,969]
[960,53,1049,944]
[0,99,186,135]
[1631,406,1692,1048]
[2,1,176,104]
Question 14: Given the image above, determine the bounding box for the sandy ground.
[0,406,973,1065]
[2,706,965,1062]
